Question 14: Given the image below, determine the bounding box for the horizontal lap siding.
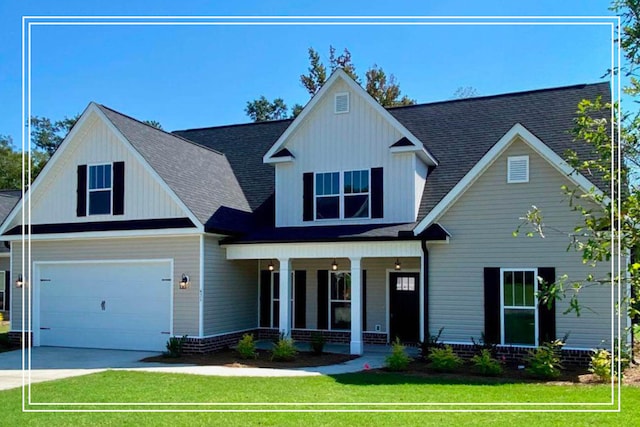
[204,236,257,336]
[431,139,611,349]
[10,236,200,335]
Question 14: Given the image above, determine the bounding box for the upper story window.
[343,170,369,218]
[88,164,112,215]
[315,172,340,219]
[315,170,370,220]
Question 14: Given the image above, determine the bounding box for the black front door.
[389,272,420,343]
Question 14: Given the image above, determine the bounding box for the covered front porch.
[224,240,427,355]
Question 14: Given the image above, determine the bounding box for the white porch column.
[350,257,363,355]
[278,258,292,337]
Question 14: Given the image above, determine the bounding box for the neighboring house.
[0,70,615,363]
[0,190,20,318]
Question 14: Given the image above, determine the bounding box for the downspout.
[421,239,429,342]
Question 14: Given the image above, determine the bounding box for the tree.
[0,135,23,189]
[30,114,79,156]
[517,0,639,329]
[452,86,479,99]
[143,120,163,130]
[245,45,415,122]
[245,96,289,122]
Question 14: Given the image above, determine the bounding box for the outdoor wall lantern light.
[267,260,275,272]
[331,259,338,271]
[15,274,23,288]
[179,274,190,290]
[395,258,402,271]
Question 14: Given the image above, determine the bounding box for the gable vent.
[335,92,350,114]
[507,155,529,183]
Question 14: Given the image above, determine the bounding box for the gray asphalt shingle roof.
[98,105,252,233]
[388,82,610,219]
[0,190,20,252]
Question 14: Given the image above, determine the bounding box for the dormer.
[263,69,437,228]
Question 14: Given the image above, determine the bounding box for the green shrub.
[419,326,444,359]
[589,345,631,382]
[236,333,257,359]
[428,345,462,372]
[271,336,298,361]
[165,335,187,358]
[525,339,564,379]
[471,332,499,357]
[385,337,413,371]
[310,332,326,355]
[471,349,503,376]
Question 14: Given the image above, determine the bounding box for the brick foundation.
[445,343,592,367]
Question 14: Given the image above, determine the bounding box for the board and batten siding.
[10,236,200,336]
[260,257,419,333]
[5,113,185,231]
[275,79,425,227]
[429,138,612,349]
[203,236,257,336]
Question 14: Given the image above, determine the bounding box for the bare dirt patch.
[142,348,357,369]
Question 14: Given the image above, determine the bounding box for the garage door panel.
[38,261,172,351]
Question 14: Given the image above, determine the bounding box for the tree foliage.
[516,0,640,327]
[452,86,480,99]
[245,45,415,122]
[30,114,79,156]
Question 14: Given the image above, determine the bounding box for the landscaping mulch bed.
[142,348,358,369]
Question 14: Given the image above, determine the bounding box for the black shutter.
[317,270,329,329]
[484,267,501,344]
[371,167,384,218]
[362,270,367,331]
[537,267,556,344]
[259,270,271,327]
[294,271,306,329]
[303,172,314,221]
[112,161,125,215]
[4,271,9,312]
[76,165,87,217]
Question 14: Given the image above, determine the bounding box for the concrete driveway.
[0,347,163,391]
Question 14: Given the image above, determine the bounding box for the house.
[0,70,615,363]
[0,190,20,319]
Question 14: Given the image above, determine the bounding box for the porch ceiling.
[223,240,423,260]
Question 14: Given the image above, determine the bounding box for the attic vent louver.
[335,92,349,114]
[507,155,529,183]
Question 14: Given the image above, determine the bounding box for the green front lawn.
[0,370,636,426]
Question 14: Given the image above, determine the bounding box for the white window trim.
[87,163,113,216]
[329,270,351,331]
[500,267,538,347]
[314,170,371,221]
[334,92,350,114]
[507,155,529,184]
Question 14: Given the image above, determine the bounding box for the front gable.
[268,70,435,227]
[1,105,198,236]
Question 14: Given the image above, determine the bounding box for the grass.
[0,370,636,426]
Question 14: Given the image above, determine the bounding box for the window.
[330,272,351,330]
[344,170,369,218]
[315,170,370,220]
[88,164,112,215]
[501,269,537,345]
[315,172,340,219]
[507,155,529,183]
[395,276,416,291]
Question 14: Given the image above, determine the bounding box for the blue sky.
[0,0,618,147]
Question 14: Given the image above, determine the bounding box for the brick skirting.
[445,343,592,367]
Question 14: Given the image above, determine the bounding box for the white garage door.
[37,261,172,351]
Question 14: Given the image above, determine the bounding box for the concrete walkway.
[0,343,412,390]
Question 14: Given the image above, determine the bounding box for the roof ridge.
[97,103,227,157]
[173,118,293,133]
[387,81,610,111]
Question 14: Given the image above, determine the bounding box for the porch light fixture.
[179,274,190,290]
[331,259,338,271]
[395,258,402,271]
[267,260,275,272]
[15,274,23,288]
